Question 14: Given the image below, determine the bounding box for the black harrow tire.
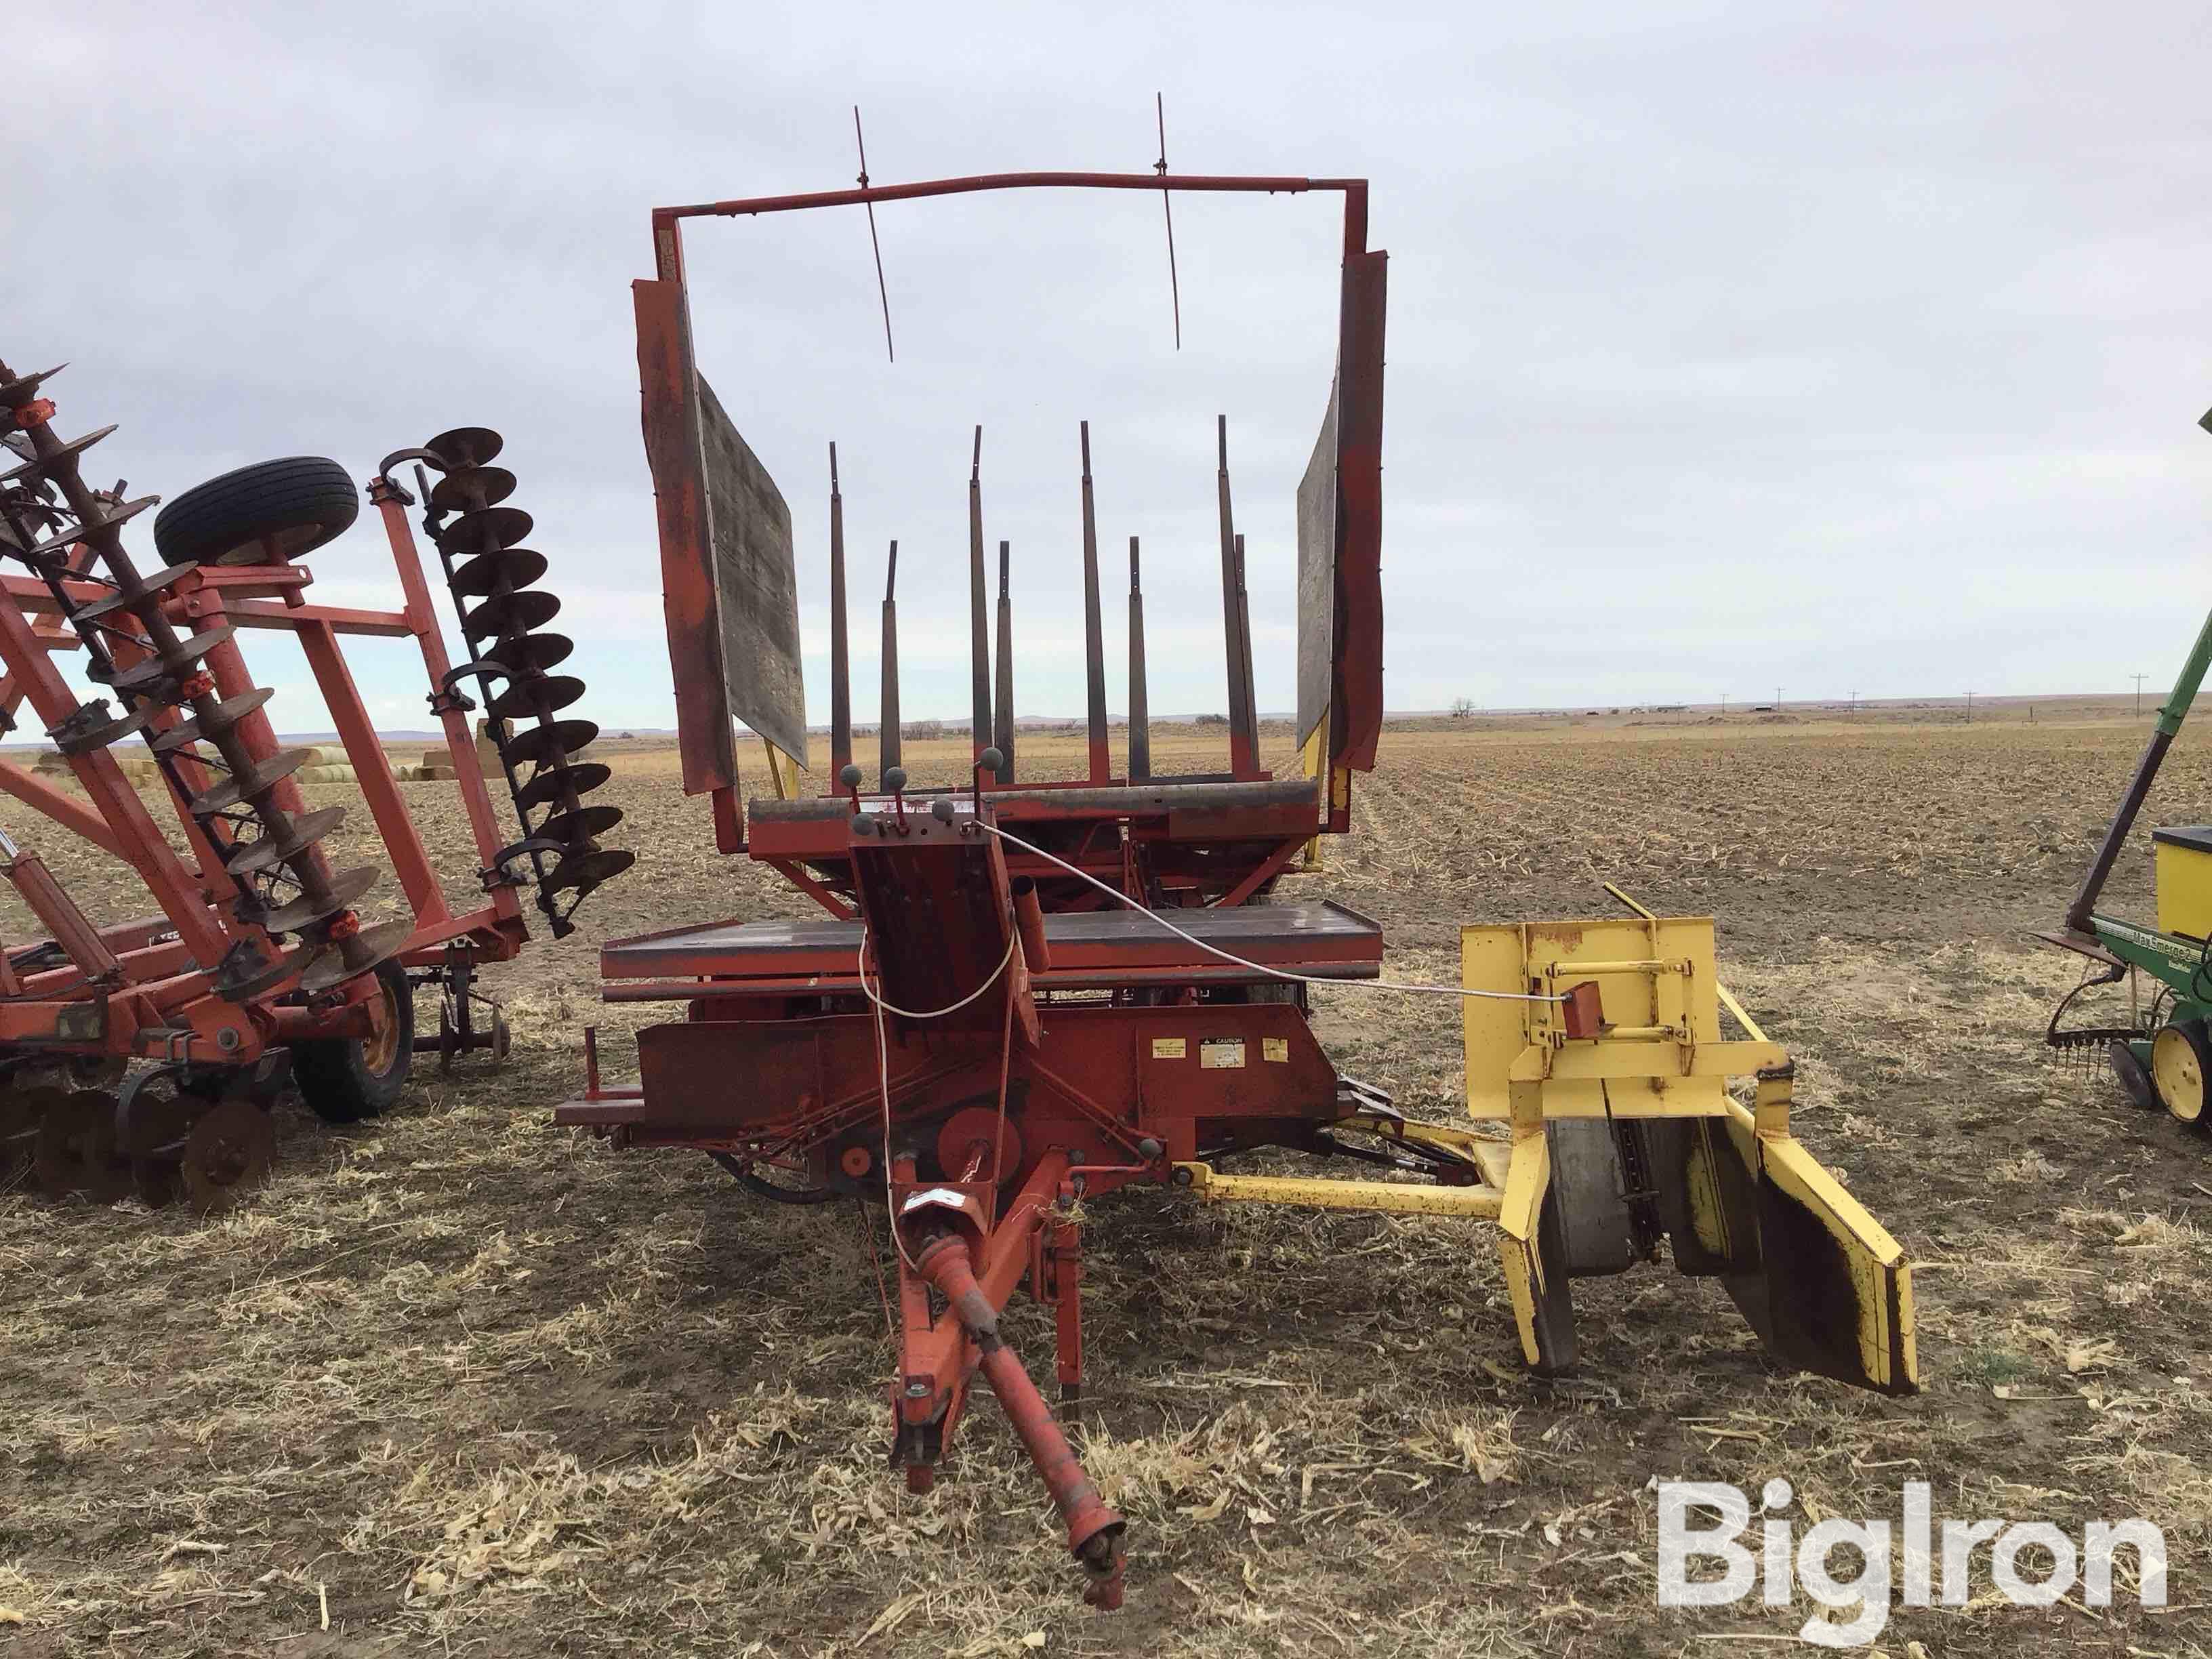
[291,961,414,1124]
[154,455,360,566]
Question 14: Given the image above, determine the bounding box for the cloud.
[14,0,2210,754]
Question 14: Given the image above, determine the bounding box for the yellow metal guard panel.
[1461,916,1729,1120]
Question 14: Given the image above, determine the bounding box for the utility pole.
[1776,685,1782,711]
[1719,691,1727,716]
[1965,690,1973,724]
[2134,672,2149,716]
[1849,689,1858,716]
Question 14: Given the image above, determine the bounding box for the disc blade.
[464,588,560,638]
[489,674,586,721]
[487,631,573,674]
[428,465,516,512]
[424,426,504,470]
[435,505,533,558]
[450,547,547,598]
[537,804,623,846]
[544,846,635,897]
[514,760,608,811]
[180,1097,275,1216]
[225,802,347,874]
[501,718,597,769]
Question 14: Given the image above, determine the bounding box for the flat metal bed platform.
[598,899,1383,1000]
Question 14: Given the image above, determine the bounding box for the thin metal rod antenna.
[1154,93,1182,351]
[854,106,895,363]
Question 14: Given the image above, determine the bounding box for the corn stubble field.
[3,709,2211,1656]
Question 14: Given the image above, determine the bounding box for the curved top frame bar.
[657,170,1365,220]
[653,172,1370,279]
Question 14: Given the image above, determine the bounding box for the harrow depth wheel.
[292,959,414,1123]
[2151,1021,2212,1128]
[152,455,360,565]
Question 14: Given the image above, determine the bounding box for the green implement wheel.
[2150,1021,2212,1129]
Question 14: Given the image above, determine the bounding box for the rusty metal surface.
[1330,251,1389,771]
[659,171,1364,222]
[749,777,1317,822]
[600,897,1378,979]
[632,276,735,794]
[827,445,851,782]
[1126,537,1149,780]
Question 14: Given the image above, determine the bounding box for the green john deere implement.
[2040,405,2212,1131]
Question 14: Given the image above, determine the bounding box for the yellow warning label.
[1263,1037,1290,1063]
[1200,1038,1247,1070]
[1151,1037,1187,1059]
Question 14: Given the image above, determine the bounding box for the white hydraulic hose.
[969,819,1566,1004]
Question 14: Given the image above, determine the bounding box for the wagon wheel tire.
[709,1151,839,1206]
[2149,1021,2212,1130]
[2108,1039,2158,1111]
[153,456,360,567]
[291,960,414,1124]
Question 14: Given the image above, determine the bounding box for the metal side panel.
[1330,249,1387,771]
[697,377,808,766]
[1739,1118,1918,1396]
[1294,381,1338,750]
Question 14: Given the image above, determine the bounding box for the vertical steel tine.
[854,107,894,363]
[1216,415,1256,775]
[1127,535,1150,781]
[1233,531,1258,747]
[1078,422,1108,783]
[994,539,1015,782]
[880,539,901,785]
[1155,93,1182,351]
[968,426,991,764]
[828,442,852,786]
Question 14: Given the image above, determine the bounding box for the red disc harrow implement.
[0,369,627,1208]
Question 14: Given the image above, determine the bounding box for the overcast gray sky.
[14,1,2211,741]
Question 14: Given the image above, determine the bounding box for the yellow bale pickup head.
[1464,909,1915,1395]
[1177,902,1917,1396]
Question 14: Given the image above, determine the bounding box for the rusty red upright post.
[1078,423,1109,783]
[1217,417,1258,777]
[827,443,852,786]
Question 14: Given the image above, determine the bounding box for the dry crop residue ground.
[2,714,2209,1656]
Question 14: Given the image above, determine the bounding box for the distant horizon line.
[0,689,2171,752]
